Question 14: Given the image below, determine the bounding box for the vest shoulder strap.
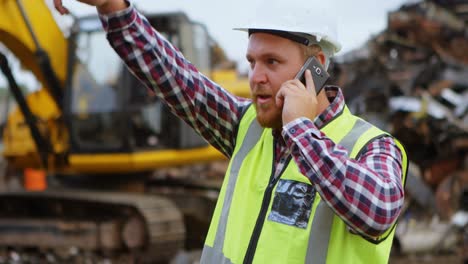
[233,104,258,154]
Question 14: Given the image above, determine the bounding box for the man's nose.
[250,64,267,84]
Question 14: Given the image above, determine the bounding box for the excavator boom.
[0,0,67,96]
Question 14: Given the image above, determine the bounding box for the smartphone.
[294,56,329,94]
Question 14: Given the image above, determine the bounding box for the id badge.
[268,179,315,229]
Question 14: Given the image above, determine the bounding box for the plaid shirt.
[100,2,404,238]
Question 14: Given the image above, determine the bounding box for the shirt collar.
[314,85,345,129]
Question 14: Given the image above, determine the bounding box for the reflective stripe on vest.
[201,105,407,264]
[200,119,263,264]
[306,119,372,264]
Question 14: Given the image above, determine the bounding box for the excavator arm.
[0,0,70,169]
[0,0,67,101]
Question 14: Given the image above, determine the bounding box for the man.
[55,0,407,263]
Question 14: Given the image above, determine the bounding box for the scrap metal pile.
[331,0,468,260]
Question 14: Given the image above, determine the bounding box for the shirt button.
[280,158,285,163]
[289,128,296,134]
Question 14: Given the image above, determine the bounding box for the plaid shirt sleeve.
[282,118,404,238]
[99,2,250,157]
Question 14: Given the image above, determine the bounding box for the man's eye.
[267,58,278,65]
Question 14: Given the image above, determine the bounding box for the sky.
[63,0,411,70]
[0,0,412,89]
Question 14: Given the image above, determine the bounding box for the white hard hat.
[234,0,341,55]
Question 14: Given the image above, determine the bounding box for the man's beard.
[254,103,283,129]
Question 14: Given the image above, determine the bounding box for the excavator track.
[0,190,185,263]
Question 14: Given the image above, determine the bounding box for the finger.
[275,83,297,107]
[304,69,315,93]
[282,79,306,91]
[276,86,295,107]
[53,0,70,15]
[275,87,286,108]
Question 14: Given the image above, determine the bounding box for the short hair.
[297,43,330,70]
[300,44,322,59]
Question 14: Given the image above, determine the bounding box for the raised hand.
[53,0,127,15]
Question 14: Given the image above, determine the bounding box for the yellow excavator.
[0,0,249,262]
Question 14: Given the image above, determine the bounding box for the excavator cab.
[68,12,209,155]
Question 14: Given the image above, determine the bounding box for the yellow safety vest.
[201,105,408,264]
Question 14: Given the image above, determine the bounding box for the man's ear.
[316,52,326,66]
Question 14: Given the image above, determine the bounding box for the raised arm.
[54,0,251,157]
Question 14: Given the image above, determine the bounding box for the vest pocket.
[268,179,315,229]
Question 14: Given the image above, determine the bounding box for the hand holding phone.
[294,57,329,94]
[276,56,329,125]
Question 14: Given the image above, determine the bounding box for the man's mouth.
[256,95,272,105]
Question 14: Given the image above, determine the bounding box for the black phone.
[294,56,329,94]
